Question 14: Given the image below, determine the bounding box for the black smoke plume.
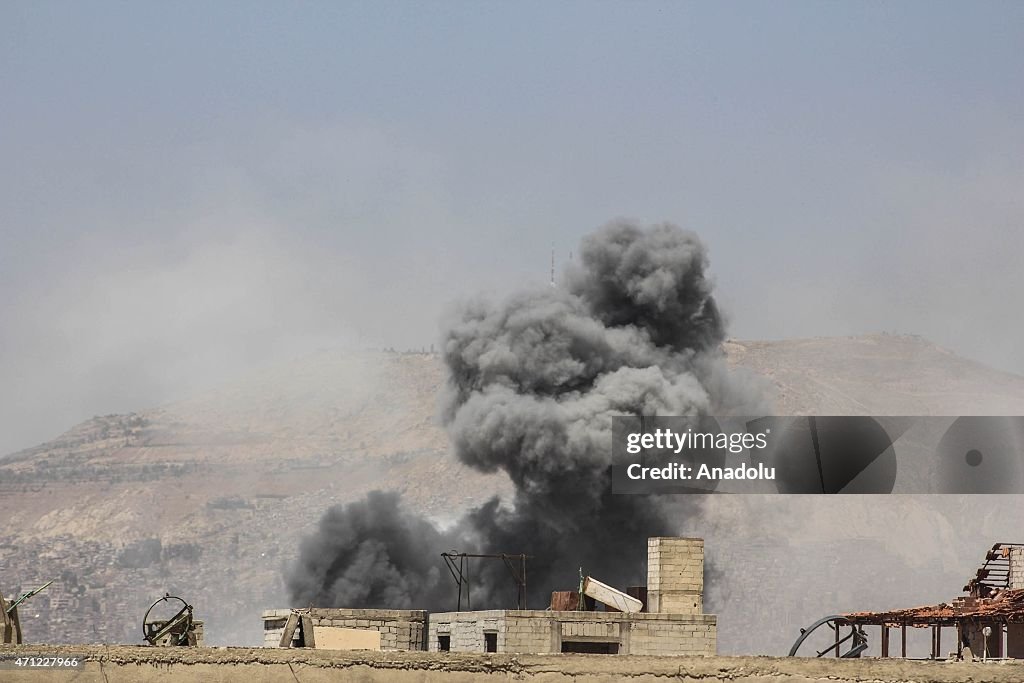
[286,491,456,610]
[287,220,763,609]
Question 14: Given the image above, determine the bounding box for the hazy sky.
[2,2,1023,454]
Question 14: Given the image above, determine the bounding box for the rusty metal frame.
[441,552,530,610]
[964,543,1024,596]
[142,593,195,646]
[794,541,1024,660]
[788,615,867,658]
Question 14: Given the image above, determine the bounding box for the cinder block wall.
[507,615,559,653]
[429,610,715,656]
[647,537,704,615]
[1009,548,1024,658]
[1009,547,1024,590]
[629,616,716,656]
[428,611,512,653]
[262,608,427,650]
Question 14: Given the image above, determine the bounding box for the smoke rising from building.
[287,491,457,610]
[287,220,764,609]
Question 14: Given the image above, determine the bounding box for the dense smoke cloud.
[288,220,763,609]
[287,491,458,610]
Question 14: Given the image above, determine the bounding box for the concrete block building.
[427,608,715,655]
[264,537,715,656]
[262,608,427,650]
[428,537,715,655]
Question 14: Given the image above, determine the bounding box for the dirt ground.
[3,645,1024,683]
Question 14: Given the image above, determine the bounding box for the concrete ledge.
[432,610,715,623]
[4,645,1024,683]
[262,608,427,621]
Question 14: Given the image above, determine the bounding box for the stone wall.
[647,537,703,615]
[428,610,715,655]
[262,608,427,650]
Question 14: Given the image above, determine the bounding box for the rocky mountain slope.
[3,334,1024,652]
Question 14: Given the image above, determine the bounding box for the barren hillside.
[3,334,1024,651]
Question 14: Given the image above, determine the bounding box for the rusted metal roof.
[844,588,1024,626]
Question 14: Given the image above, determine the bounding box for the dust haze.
[4,4,1024,457]
[2,1,1024,657]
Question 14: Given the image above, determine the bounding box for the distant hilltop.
[3,334,1024,646]
[7,333,1024,467]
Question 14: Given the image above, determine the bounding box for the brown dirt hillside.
[2,334,1024,651]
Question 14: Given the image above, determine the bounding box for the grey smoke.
[287,220,766,609]
[287,491,457,610]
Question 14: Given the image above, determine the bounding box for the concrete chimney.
[646,537,704,615]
